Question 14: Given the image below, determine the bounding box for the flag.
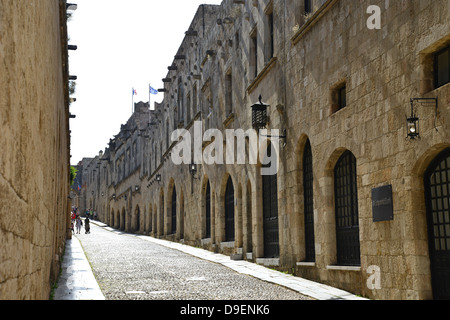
[149,86,158,95]
[132,88,137,95]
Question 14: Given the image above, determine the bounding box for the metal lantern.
[407,100,420,140]
[406,115,420,139]
[189,163,197,175]
[251,95,269,131]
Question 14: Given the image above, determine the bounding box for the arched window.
[171,187,177,235]
[206,181,211,239]
[262,143,280,258]
[225,177,235,242]
[303,140,315,262]
[135,206,140,233]
[334,151,360,266]
[425,148,450,299]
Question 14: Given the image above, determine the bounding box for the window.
[250,29,258,79]
[225,177,235,242]
[338,86,346,109]
[303,140,315,262]
[262,143,280,258]
[205,181,211,239]
[334,151,360,266]
[305,0,312,14]
[171,187,177,235]
[265,9,274,61]
[187,92,191,123]
[193,84,198,115]
[225,71,233,116]
[435,45,450,89]
[178,79,185,126]
[331,82,347,114]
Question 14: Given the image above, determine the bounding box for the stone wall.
[82,0,450,300]
[0,0,71,300]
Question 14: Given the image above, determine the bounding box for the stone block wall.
[0,0,70,300]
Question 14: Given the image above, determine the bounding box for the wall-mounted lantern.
[189,163,200,180]
[251,95,269,131]
[406,98,438,140]
[251,95,287,146]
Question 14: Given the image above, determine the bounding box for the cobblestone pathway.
[75,223,312,301]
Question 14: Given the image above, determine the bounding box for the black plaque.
[372,185,394,222]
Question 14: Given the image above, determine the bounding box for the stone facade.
[81,0,450,300]
[0,1,71,299]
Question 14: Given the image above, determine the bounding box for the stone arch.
[134,205,141,233]
[121,207,126,231]
[236,182,243,249]
[219,173,236,243]
[320,147,356,266]
[201,175,211,239]
[147,203,153,234]
[294,135,316,262]
[179,189,185,240]
[153,203,158,236]
[409,143,450,299]
[244,179,254,257]
[115,210,120,229]
[159,188,165,237]
[110,208,115,228]
[167,178,177,235]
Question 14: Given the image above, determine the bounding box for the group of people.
[70,207,91,235]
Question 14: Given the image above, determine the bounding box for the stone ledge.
[296,261,316,267]
[326,265,361,272]
[256,258,280,267]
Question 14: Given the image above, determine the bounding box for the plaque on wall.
[372,185,394,222]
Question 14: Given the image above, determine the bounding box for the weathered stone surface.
[79,0,450,300]
[0,0,70,300]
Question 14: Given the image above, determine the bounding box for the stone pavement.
[53,219,367,301]
[52,233,105,300]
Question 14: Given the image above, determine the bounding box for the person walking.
[75,216,82,234]
[85,217,91,234]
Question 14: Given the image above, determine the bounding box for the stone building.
[0,1,72,299]
[82,0,450,300]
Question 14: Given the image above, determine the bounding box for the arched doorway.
[121,208,126,231]
[303,139,315,262]
[206,181,211,239]
[135,206,140,233]
[171,186,177,235]
[159,191,165,236]
[334,150,360,266]
[110,209,115,228]
[225,177,235,242]
[262,143,280,258]
[425,148,450,300]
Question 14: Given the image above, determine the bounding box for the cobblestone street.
[75,222,313,301]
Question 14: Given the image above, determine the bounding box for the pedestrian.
[85,217,90,234]
[71,221,74,234]
[76,216,82,234]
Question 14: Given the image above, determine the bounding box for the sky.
[68,0,223,165]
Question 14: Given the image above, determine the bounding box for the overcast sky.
[68,0,223,165]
